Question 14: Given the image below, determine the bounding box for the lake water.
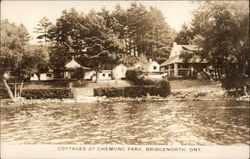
[0,100,249,145]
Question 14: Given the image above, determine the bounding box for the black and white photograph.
[0,0,249,158]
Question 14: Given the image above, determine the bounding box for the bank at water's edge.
[1,80,249,107]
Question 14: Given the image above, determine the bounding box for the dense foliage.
[34,17,53,46]
[0,20,49,101]
[175,1,249,94]
[44,3,174,72]
[0,88,74,99]
[94,85,170,98]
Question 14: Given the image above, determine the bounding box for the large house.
[160,42,207,77]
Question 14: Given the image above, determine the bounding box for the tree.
[48,8,88,68]
[143,6,174,63]
[34,17,53,46]
[48,4,175,79]
[1,20,48,101]
[175,23,194,44]
[48,8,124,82]
[1,20,29,101]
[189,1,249,95]
[81,10,124,82]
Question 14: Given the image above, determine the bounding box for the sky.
[1,1,198,44]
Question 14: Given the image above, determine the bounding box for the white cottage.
[83,64,128,81]
[144,60,160,72]
[84,70,96,81]
[98,70,112,80]
[30,73,54,81]
[142,59,164,79]
[84,70,112,81]
[112,64,127,79]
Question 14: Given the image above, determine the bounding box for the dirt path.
[74,88,94,97]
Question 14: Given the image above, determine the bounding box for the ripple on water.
[0,100,249,145]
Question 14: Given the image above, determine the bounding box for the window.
[46,73,52,77]
[153,66,157,70]
[103,73,105,77]
[108,73,111,77]
[121,68,124,72]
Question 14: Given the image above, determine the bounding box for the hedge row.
[104,69,171,98]
[0,88,74,99]
[126,69,169,85]
[94,80,171,97]
[94,85,170,97]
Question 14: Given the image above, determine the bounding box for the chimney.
[149,58,152,63]
[173,42,177,46]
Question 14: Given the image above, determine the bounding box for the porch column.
[174,63,178,77]
[190,66,194,76]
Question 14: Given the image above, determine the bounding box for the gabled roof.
[65,59,82,69]
[103,63,127,70]
[169,43,199,58]
[161,43,205,66]
[114,63,127,68]
[65,58,91,70]
[182,45,199,51]
[160,56,181,66]
[101,70,112,73]
[160,55,207,66]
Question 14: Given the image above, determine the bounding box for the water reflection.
[1,100,249,145]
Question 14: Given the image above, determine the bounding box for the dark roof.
[161,44,205,66]
[161,55,207,66]
[102,63,127,70]
[160,56,181,66]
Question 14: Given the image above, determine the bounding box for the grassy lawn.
[169,80,221,90]
[23,81,69,89]
[21,80,133,89]
[169,80,225,99]
[87,80,133,88]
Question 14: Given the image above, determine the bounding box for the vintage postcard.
[0,0,249,158]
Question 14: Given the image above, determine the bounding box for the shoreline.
[1,95,249,107]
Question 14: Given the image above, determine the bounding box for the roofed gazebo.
[64,57,90,79]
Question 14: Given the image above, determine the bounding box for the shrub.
[94,84,171,98]
[126,69,143,85]
[0,88,74,99]
[124,86,162,97]
[0,89,10,99]
[123,69,171,97]
[71,80,88,87]
[22,89,74,99]
[94,87,125,97]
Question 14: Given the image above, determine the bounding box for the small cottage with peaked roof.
[64,57,90,79]
[160,42,207,77]
[143,59,160,72]
[65,58,82,69]
[112,64,127,79]
[142,59,164,79]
